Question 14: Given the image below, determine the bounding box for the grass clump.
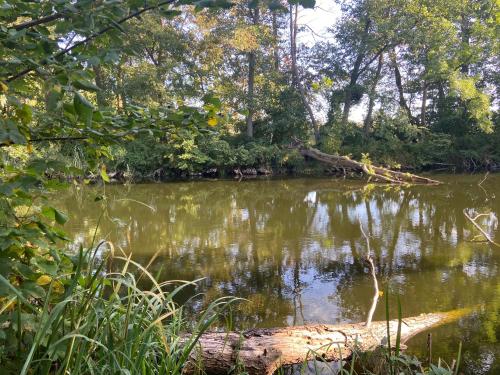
[0,241,236,375]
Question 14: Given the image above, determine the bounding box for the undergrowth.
[0,241,236,374]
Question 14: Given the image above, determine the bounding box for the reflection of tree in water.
[56,176,500,373]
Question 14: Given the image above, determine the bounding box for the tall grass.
[0,241,237,375]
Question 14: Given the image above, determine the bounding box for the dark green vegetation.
[0,0,499,374]
[2,0,499,179]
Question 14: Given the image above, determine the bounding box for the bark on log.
[184,309,468,375]
[299,147,441,185]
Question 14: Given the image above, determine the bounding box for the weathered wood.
[464,210,500,248]
[184,309,468,375]
[299,147,442,185]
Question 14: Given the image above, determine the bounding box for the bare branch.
[464,209,500,248]
[478,171,489,187]
[359,221,379,328]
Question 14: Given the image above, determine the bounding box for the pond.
[57,175,500,374]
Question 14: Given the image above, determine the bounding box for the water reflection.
[58,175,500,374]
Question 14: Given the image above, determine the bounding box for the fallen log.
[299,147,441,185]
[184,309,468,375]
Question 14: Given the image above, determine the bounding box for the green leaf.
[73,79,100,92]
[54,209,68,225]
[30,258,58,276]
[100,166,110,183]
[17,104,32,125]
[41,206,56,221]
[0,119,27,145]
[46,89,62,111]
[41,207,68,225]
[73,92,93,126]
[22,281,46,298]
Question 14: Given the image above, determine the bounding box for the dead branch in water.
[359,222,380,328]
[464,210,500,248]
[296,146,442,185]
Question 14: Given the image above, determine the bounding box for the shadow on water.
[57,175,500,374]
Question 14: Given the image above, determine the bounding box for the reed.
[0,242,237,375]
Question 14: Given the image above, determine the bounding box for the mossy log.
[299,147,442,185]
[183,309,468,375]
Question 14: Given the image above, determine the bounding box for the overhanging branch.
[6,0,176,83]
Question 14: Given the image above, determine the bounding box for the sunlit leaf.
[100,165,110,183]
[36,275,52,286]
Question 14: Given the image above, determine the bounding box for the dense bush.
[106,134,304,179]
[319,112,500,171]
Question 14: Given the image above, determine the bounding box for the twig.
[6,0,176,82]
[478,171,490,199]
[478,171,489,187]
[463,209,500,248]
[359,222,379,328]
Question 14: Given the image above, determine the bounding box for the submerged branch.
[464,209,500,248]
[360,222,379,328]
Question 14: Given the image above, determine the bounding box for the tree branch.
[0,136,88,148]
[359,222,379,328]
[357,43,390,78]
[12,12,64,31]
[464,209,500,248]
[6,0,176,83]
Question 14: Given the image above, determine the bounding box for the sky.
[297,1,367,123]
[299,0,341,46]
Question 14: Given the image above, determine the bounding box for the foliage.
[108,134,301,177]
[319,112,500,171]
[0,0,499,371]
[0,240,236,374]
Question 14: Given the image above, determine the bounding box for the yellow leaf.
[27,143,33,153]
[207,117,218,126]
[36,275,52,286]
[378,291,384,297]
[53,281,65,294]
[0,81,8,93]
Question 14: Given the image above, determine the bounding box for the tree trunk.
[390,51,415,124]
[183,309,468,375]
[246,7,260,138]
[246,51,256,138]
[116,62,126,111]
[298,146,441,184]
[364,53,383,136]
[272,11,279,71]
[460,14,470,75]
[289,4,320,143]
[421,79,427,126]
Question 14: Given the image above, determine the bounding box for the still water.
[58,175,499,374]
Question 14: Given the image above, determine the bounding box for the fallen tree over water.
[184,309,468,375]
[298,146,442,185]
